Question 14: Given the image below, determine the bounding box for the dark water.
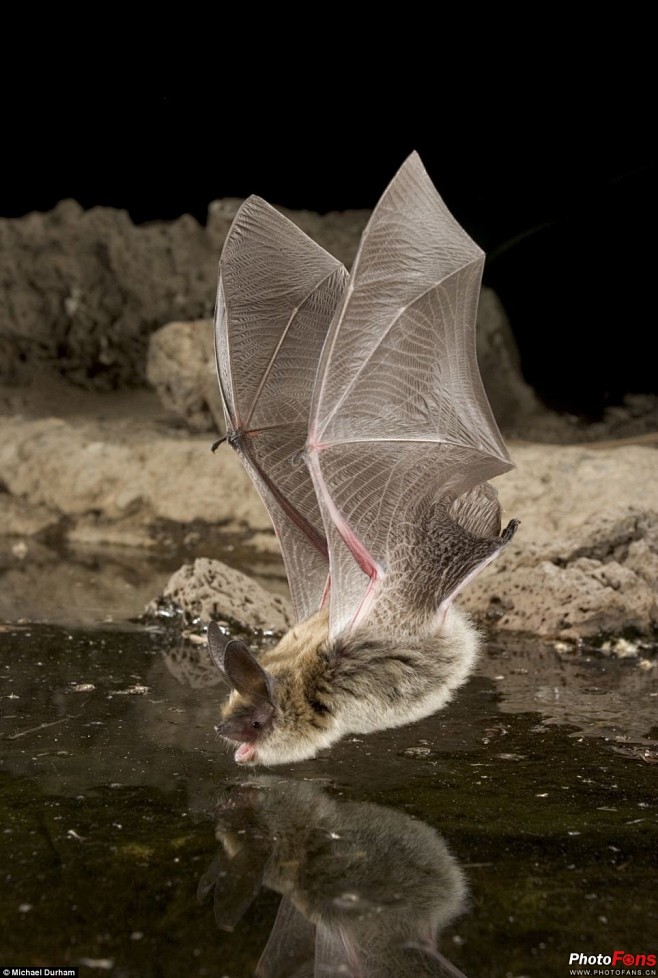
[0,617,656,977]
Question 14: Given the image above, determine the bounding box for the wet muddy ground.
[1,546,656,977]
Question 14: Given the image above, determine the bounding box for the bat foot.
[501,518,520,543]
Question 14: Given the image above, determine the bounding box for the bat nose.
[215,719,253,744]
[215,720,237,742]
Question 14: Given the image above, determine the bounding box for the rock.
[0,415,271,537]
[495,444,658,545]
[1,199,537,442]
[146,319,224,434]
[475,288,543,431]
[462,507,658,640]
[0,200,369,391]
[0,494,60,538]
[458,443,658,640]
[150,557,292,633]
[0,201,215,389]
[1,408,656,641]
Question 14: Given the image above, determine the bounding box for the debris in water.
[601,637,639,657]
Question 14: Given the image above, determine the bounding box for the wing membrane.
[307,153,513,637]
[215,196,348,621]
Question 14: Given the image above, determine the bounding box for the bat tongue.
[235,742,257,764]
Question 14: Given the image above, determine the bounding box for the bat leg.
[350,572,380,629]
[340,520,381,581]
[435,517,520,623]
[308,451,383,577]
[336,517,386,629]
[308,450,383,628]
[386,502,519,628]
[501,518,521,543]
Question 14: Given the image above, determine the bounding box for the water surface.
[1,617,656,977]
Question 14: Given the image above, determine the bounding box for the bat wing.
[306,153,514,638]
[197,845,265,932]
[216,196,348,621]
[255,895,316,978]
[314,921,358,977]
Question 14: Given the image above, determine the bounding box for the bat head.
[207,614,338,766]
[207,622,277,764]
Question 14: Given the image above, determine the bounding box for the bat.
[208,152,518,765]
[199,777,470,977]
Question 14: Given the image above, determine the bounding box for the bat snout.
[216,717,261,745]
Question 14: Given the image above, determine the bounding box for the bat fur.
[208,496,517,765]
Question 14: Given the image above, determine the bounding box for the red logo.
[613,950,656,967]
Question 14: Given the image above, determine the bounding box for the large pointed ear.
[224,641,275,705]
[207,621,231,673]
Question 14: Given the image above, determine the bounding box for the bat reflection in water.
[198,778,469,978]
[210,152,519,765]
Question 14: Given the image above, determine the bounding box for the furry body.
[209,495,517,766]
[218,605,479,765]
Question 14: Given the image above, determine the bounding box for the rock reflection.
[198,778,469,977]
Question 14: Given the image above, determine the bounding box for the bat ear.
[224,641,275,706]
[208,624,275,704]
[207,621,231,672]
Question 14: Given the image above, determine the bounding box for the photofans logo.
[568,949,657,976]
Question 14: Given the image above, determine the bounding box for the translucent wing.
[197,845,264,932]
[255,896,316,978]
[306,153,514,637]
[215,196,348,621]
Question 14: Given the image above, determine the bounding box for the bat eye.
[251,720,262,729]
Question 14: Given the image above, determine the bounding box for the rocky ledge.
[0,389,656,645]
[0,198,656,648]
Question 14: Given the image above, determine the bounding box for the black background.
[3,81,654,416]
